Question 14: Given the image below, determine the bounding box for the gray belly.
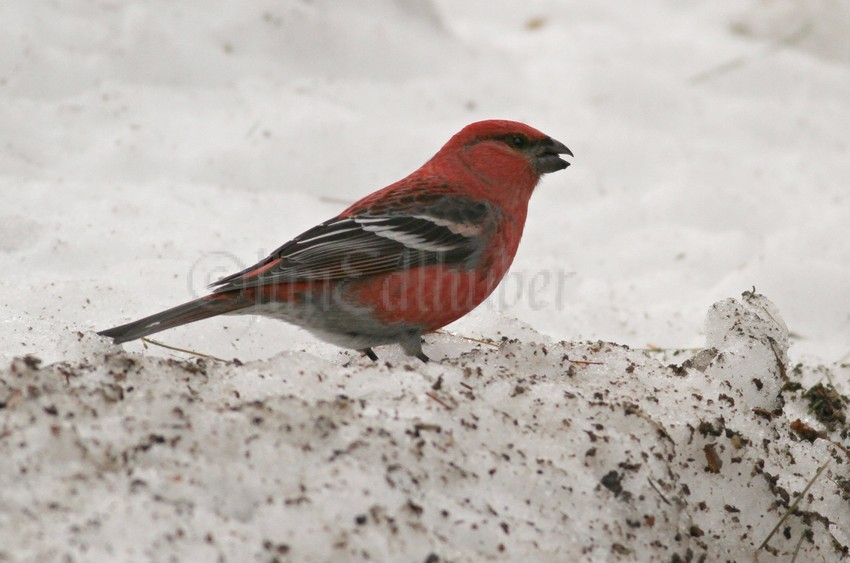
[230,293,421,352]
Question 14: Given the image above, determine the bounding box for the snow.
[1,0,849,561]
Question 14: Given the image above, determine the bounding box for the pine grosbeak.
[98,120,572,361]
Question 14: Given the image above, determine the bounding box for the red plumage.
[98,120,572,361]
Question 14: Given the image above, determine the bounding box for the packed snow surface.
[2,293,848,561]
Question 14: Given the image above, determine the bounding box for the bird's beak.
[534,137,573,174]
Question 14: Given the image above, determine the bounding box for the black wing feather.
[210,198,496,292]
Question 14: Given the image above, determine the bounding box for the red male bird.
[98,120,572,362]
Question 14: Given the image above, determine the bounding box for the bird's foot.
[360,348,379,362]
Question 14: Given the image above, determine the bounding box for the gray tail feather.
[97,294,247,344]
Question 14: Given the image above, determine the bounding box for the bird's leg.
[401,330,430,363]
[360,348,379,362]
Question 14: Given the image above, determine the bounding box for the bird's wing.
[210,195,497,292]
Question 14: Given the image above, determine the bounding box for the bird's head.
[435,120,573,204]
[442,120,572,181]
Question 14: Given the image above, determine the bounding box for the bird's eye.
[507,134,529,149]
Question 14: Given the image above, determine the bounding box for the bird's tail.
[97,293,249,344]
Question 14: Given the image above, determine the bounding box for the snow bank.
[2,292,847,561]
